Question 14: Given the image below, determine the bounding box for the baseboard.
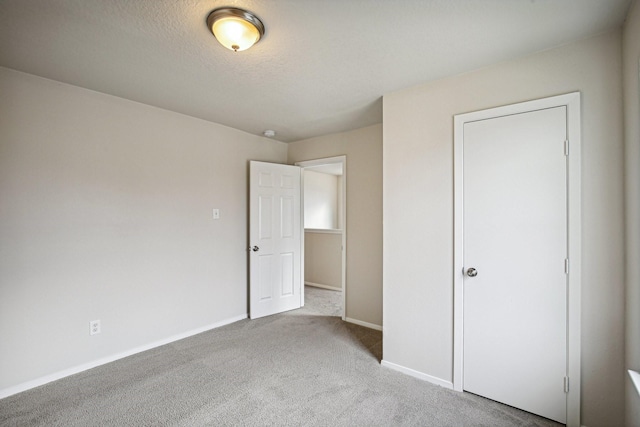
[345,317,382,331]
[304,281,342,292]
[381,360,454,390]
[0,313,248,400]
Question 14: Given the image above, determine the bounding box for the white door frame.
[295,156,347,321]
[452,93,581,426]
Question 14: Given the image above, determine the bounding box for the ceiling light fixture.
[207,7,265,52]
[263,130,276,138]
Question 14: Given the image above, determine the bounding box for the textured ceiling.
[0,0,631,142]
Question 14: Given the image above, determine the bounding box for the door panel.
[463,107,568,423]
[281,253,294,295]
[250,161,302,319]
[258,255,272,300]
[259,196,273,239]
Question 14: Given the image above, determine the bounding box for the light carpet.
[0,286,561,426]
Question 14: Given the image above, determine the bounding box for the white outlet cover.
[90,320,101,335]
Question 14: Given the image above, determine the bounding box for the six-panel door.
[249,161,302,319]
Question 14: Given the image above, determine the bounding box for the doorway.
[453,93,581,425]
[295,156,346,320]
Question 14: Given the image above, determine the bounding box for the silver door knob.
[251,246,259,252]
[466,268,478,277]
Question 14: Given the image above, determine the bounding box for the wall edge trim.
[381,360,454,389]
[345,317,382,331]
[0,313,248,399]
[305,281,342,292]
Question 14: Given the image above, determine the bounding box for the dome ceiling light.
[207,7,265,52]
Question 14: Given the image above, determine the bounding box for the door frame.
[452,93,581,426]
[295,156,347,321]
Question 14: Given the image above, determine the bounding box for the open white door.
[249,161,302,319]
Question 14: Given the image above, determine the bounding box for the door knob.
[466,268,478,277]
[251,246,259,252]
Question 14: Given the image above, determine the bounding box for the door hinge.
[564,376,570,393]
[564,139,569,156]
[564,258,569,274]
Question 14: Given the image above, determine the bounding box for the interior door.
[463,107,568,423]
[249,161,302,319]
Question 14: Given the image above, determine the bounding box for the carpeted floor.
[0,286,561,426]
[301,285,343,318]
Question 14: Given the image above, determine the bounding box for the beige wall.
[288,124,382,327]
[383,31,625,427]
[304,171,339,230]
[623,1,640,426]
[304,231,342,290]
[0,67,287,394]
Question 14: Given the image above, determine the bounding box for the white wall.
[304,231,342,290]
[304,170,339,230]
[0,67,287,395]
[383,31,625,427]
[623,1,640,426]
[288,124,382,327]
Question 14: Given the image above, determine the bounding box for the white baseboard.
[381,360,454,390]
[345,317,382,331]
[0,313,248,400]
[304,281,342,292]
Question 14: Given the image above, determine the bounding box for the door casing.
[452,92,581,427]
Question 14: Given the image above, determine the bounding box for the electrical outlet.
[212,208,220,220]
[89,320,101,335]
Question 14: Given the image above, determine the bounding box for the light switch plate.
[213,209,220,220]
